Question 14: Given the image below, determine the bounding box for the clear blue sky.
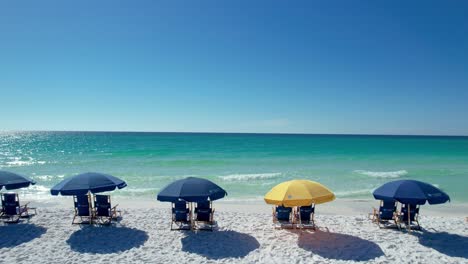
[1,1,467,135]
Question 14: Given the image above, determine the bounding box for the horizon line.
[1,129,468,137]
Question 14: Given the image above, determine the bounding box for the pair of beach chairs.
[0,193,36,223]
[171,200,215,231]
[72,194,120,225]
[370,200,421,231]
[273,205,316,229]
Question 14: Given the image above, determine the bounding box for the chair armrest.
[368,207,377,220]
[210,209,215,222]
[393,211,401,222]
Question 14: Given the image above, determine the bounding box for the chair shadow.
[415,230,468,259]
[181,230,260,260]
[297,230,384,261]
[0,224,47,248]
[66,226,149,254]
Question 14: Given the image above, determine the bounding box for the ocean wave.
[221,196,265,202]
[18,184,50,195]
[122,188,159,193]
[219,173,281,181]
[34,174,65,181]
[354,170,408,178]
[335,189,373,197]
[3,157,47,167]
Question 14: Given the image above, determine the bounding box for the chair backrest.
[276,206,292,221]
[173,200,188,212]
[196,201,211,209]
[74,195,91,216]
[2,193,19,215]
[299,205,315,222]
[379,200,396,220]
[401,204,419,221]
[195,201,212,221]
[172,200,189,221]
[94,195,111,217]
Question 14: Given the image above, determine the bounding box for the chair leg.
[3,215,20,223]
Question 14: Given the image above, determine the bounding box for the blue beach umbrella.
[157,177,227,202]
[373,180,450,205]
[0,170,36,190]
[50,172,127,196]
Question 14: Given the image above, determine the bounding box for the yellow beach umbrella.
[264,180,335,207]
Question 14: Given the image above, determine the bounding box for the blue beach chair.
[370,200,399,229]
[171,200,191,230]
[273,205,293,229]
[297,204,316,229]
[398,203,421,231]
[1,193,34,223]
[94,194,120,225]
[72,194,93,224]
[194,201,215,231]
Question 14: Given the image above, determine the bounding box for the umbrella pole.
[190,202,194,231]
[297,206,301,230]
[88,191,93,224]
[407,204,411,232]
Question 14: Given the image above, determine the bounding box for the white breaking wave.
[354,170,408,178]
[335,189,374,197]
[219,173,281,181]
[34,174,65,181]
[4,157,47,167]
[221,196,265,202]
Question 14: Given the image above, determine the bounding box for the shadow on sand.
[66,226,148,254]
[415,230,468,259]
[0,224,47,248]
[181,230,260,260]
[297,230,384,261]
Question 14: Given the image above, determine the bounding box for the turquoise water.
[1,131,467,202]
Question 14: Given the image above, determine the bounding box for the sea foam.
[219,173,281,181]
[4,157,47,167]
[354,170,408,178]
[335,189,373,197]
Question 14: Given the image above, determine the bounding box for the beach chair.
[93,194,120,225]
[72,194,93,224]
[297,204,315,229]
[171,200,191,230]
[1,193,35,223]
[272,205,293,229]
[370,200,399,229]
[194,201,215,231]
[398,204,421,231]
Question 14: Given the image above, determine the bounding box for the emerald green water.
[1,132,467,202]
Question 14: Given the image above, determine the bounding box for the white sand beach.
[0,197,467,264]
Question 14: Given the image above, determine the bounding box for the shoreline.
[27,196,468,217]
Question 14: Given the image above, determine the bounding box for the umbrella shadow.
[297,230,384,261]
[414,230,468,259]
[181,230,260,260]
[0,224,47,248]
[66,226,148,254]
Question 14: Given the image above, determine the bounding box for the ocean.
[1,131,467,202]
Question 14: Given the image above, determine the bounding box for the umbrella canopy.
[50,172,127,196]
[0,170,36,190]
[264,180,335,207]
[373,180,450,205]
[157,177,227,202]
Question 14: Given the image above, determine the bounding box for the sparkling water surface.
[1,131,467,202]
